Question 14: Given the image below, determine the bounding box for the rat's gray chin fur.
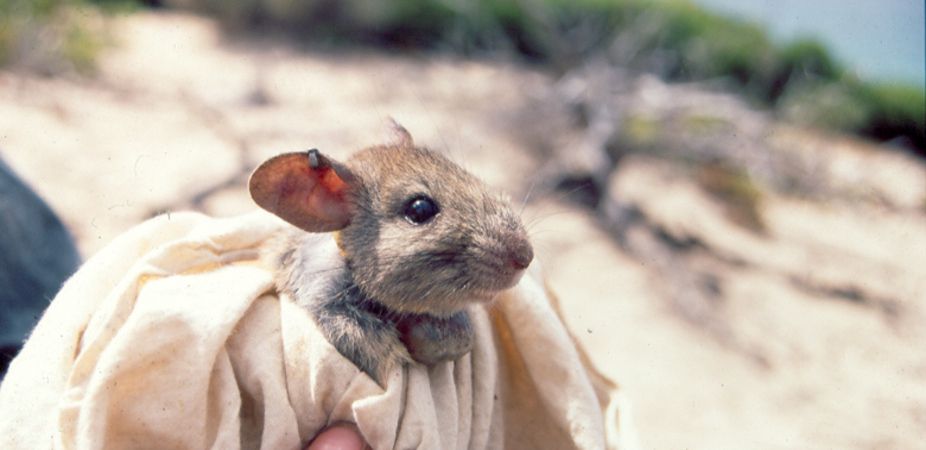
[375,265,528,316]
[391,289,498,317]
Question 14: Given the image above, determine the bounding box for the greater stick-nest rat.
[249,121,533,383]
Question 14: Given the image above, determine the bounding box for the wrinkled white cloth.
[0,211,639,450]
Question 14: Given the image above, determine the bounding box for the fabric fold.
[0,211,637,450]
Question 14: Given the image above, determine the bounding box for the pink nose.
[508,238,534,270]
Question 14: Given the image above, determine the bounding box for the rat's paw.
[396,311,474,366]
[312,300,410,384]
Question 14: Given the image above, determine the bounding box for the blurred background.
[1,0,924,448]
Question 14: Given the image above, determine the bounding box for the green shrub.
[696,163,766,233]
[852,82,926,150]
[657,1,775,83]
[0,0,115,75]
[779,79,870,131]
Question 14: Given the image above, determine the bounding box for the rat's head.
[249,123,533,316]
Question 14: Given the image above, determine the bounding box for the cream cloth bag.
[0,212,639,450]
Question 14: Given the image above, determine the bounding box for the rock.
[0,156,80,377]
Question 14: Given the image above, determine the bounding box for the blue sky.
[692,0,925,85]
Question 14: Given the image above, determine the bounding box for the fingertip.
[306,422,367,450]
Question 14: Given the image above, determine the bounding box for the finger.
[306,422,368,450]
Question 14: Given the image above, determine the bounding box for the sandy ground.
[1,12,924,449]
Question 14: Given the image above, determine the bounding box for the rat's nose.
[507,237,534,270]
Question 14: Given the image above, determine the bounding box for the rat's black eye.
[403,196,439,224]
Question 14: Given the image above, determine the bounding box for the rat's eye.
[403,196,439,224]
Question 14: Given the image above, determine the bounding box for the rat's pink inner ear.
[249,152,354,232]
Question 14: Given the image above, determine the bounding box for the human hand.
[306,422,369,450]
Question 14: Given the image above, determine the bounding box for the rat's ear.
[249,149,356,232]
[386,117,414,148]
